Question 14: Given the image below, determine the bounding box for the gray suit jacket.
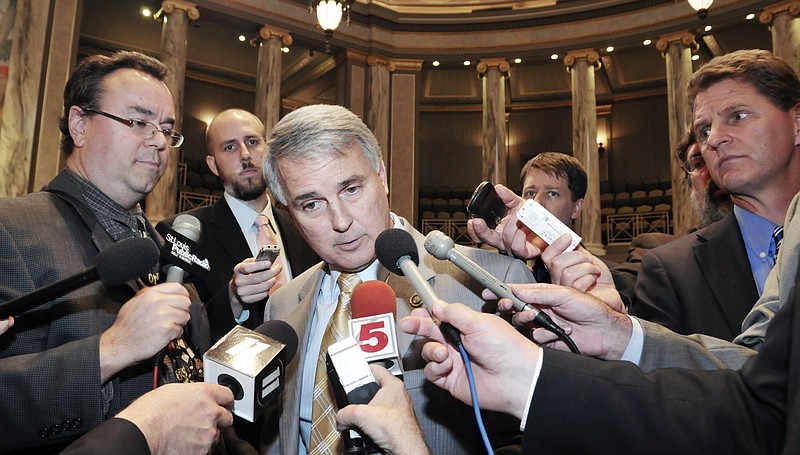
[261,220,533,455]
[0,171,210,452]
[636,193,800,372]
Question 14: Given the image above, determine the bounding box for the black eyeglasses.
[81,107,184,147]
[682,153,706,174]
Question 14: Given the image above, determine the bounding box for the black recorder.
[256,245,280,264]
[466,181,506,230]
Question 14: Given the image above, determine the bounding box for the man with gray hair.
[260,104,533,454]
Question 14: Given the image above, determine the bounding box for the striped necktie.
[309,273,362,455]
[773,225,784,261]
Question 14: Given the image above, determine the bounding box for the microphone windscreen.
[172,214,202,242]
[351,281,397,319]
[254,320,299,363]
[375,229,419,275]
[96,237,160,286]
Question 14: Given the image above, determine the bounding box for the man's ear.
[68,106,88,149]
[571,198,584,220]
[378,159,389,194]
[794,103,800,146]
[205,155,220,177]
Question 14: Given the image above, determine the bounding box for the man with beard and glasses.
[158,109,319,343]
[680,130,733,228]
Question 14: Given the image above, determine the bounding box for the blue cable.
[458,343,493,455]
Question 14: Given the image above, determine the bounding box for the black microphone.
[0,237,159,319]
[326,337,381,454]
[162,214,203,283]
[374,229,462,345]
[203,320,298,422]
[424,230,569,338]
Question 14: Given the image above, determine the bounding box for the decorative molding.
[655,30,697,53]
[160,0,200,20]
[760,1,800,24]
[563,49,601,71]
[476,58,510,77]
[391,59,423,72]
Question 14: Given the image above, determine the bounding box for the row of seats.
[599,178,671,195]
[601,188,673,209]
[419,186,475,201]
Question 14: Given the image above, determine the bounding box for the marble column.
[335,50,368,118]
[366,54,393,168]
[388,59,422,225]
[477,58,509,186]
[760,1,800,75]
[656,31,698,235]
[564,50,605,255]
[254,25,291,135]
[0,0,49,197]
[33,0,81,192]
[145,0,199,221]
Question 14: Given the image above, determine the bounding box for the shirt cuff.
[620,315,644,364]
[519,345,544,431]
[234,308,251,325]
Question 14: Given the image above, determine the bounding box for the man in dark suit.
[0,51,233,453]
[628,128,743,339]
[260,104,533,454]
[157,109,319,342]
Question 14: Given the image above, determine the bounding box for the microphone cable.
[458,343,493,455]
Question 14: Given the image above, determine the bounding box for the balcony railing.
[605,210,671,245]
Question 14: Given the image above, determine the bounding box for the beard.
[221,162,268,201]
[691,187,732,228]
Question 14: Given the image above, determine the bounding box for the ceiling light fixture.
[643,39,652,46]
[687,0,713,21]
[432,60,440,67]
[309,0,353,54]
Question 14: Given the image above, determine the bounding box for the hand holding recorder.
[228,245,284,313]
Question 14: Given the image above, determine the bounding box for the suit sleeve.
[734,256,782,350]
[60,418,149,455]
[0,222,112,450]
[638,319,755,372]
[521,347,782,454]
[630,249,685,332]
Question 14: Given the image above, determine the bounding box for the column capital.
[760,1,800,24]
[160,0,200,20]
[563,49,601,71]
[476,58,510,77]
[367,54,396,72]
[655,30,697,53]
[257,25,292,46]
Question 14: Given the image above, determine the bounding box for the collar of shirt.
[733,205,779,294]
[64,168,144,241]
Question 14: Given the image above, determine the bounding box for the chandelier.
[687,0,713,21]
[309,0,353,53]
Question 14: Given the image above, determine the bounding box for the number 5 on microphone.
[349,314,397,359]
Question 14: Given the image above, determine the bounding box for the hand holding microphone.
[99,283,193,383]
[424,230,576,352]
[398,300,540,421]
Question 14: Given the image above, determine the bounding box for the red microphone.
[349,281,403,377]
